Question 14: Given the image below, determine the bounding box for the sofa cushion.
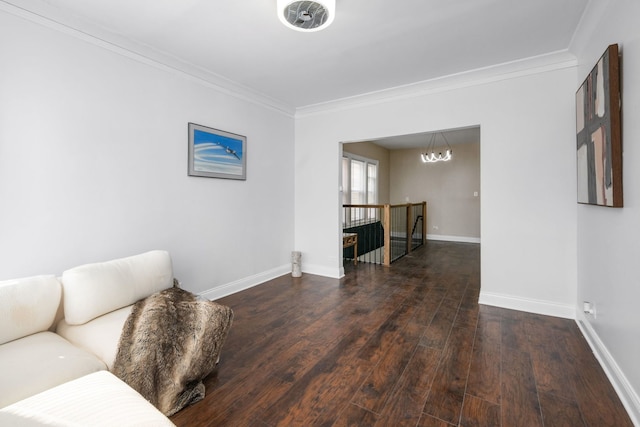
[0,331,106,408]
[61,250,173,325]
[0,371,175,426]
[57,306,132,370]
[0,276,61,346]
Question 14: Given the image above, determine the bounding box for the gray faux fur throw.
[111,286,233,416]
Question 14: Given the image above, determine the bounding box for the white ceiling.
[366,126,480,150]
[8,0,589,110]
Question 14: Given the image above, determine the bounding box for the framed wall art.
[188,122,246,180]
[576,44,622,207]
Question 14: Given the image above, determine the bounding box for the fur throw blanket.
[112,286,233,416]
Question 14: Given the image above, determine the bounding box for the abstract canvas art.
[576,44,622,207]
[188,123,246,180]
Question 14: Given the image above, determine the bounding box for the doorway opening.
[340,125,481,269]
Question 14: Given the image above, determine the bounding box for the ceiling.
[366,126,480,150]
[8,0,589,110]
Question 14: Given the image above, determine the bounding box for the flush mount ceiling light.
[277,0,335,32]
[421,132,453,163]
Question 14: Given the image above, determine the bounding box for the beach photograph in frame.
[576,44,622,207]
[188,123,246,180]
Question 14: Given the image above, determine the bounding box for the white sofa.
[0,371,174,427]
[56,250,174,370]
[0,250,177,426]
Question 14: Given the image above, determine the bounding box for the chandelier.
[421,132,452,163]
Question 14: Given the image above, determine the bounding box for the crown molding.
[296,50,578,118]
[568,0,613,58]
[0,0,296,117]
[2,0,580,121]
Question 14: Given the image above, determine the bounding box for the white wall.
[0,10,295,297]
[570,0,640,422]
[295,64,578,316]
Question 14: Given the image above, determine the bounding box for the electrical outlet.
[433,225,439,230]
[583,301,597,319]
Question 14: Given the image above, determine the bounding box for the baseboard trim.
[302,263,343,279]
[478,291,575,319]
[576,315,640,426]
[427,234,481,244]
[199,264,291,301]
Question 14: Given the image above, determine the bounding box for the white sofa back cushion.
[0,275,61,345]
[62,250,173,325]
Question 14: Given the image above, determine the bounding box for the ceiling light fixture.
[421,132,453,163]
[277,0,335,32]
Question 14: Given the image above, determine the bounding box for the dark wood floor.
[171,241,633,427]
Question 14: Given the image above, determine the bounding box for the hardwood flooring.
[170,241,633,427]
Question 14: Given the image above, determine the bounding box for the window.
[342,153,378,224]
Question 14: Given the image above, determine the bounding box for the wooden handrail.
[342,202,427,266]
[343,204,386,208]
[344,203,425,209]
